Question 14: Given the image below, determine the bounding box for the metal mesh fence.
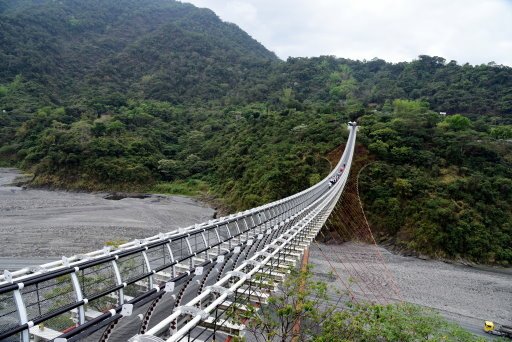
[124,282,148,300]
[80,263,117,300]
[42,311,76,332]
[86,295,117,314]
[169,239,189,261]
[146,245,170,271]
[117,253,147,283]
[226,221,239,237]
[22,275,75,325]
[188,233,206,254]
[0,332,20,342]
[0,293,18,336]
[217,224,230,241]
[204,229,219,248]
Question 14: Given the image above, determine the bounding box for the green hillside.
[0,0,511,264]
[0,0,276,105]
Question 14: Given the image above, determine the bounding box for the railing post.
[13,289,30,342]
[214,227,222,257]
[70,271,86,325]
[185,237,194,268]
[142,250,153,289]
[165,242,176,278]
[235,221,242,235]
[111,259,124,304]
[200,232,208,259]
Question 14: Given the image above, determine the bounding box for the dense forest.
[359,100,512,263]
[1,0,511,264]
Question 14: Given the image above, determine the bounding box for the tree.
[368,140,389,158]
[392,99,429,117]
[490,125,512,139]
[232,265,338,341]
[438,114,472,131]
[158,159,184,180]
[316,303,485,342]
[231,266,483,341]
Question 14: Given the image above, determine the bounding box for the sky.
[184,0,512,66]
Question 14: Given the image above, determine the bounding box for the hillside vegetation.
[359,100,512,264]
[1,0,511,264]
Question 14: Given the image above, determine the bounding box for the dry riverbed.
[1,168,511,338]
[0,168,215,263]
[309,242,512,338]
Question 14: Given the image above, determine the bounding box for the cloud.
[184,0,512,66]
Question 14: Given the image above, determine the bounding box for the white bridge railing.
[0,123,357,342]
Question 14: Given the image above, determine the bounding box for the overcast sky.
[184,0,512,66]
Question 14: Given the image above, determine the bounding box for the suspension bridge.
[0,122,395,342]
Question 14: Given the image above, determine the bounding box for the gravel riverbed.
[309,242,512,338]
[0,168,215,260]
[1,167,510,338]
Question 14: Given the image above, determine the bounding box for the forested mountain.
[0,0,276,106]
[359,101,512,263]
[270,56,512,118]
[1,0,511,264]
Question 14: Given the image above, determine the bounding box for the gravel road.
[0,168,215,263]
[309,242,512,339]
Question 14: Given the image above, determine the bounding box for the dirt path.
[0,168,215,262]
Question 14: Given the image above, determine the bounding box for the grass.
[148,179,210,197]
[438,166,463,184]
[104,239,128,248]
[0,158,14,167]
[17,172,211,199]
